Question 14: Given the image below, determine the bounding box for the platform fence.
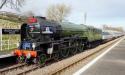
[0,40,18,51]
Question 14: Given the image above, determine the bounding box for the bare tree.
[0,0,25,10]
[46,4,71,22]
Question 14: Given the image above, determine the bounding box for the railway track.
[0,37,123,75]
[12,37,122,75]
[0,63,26,75]
[27,37,123,75]
[0,59,55,75]
[17,65,41,75]
[17,59,56,75]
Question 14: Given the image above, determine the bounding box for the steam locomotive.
[14,16,103,64]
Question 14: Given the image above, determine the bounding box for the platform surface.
[77,38,125,75]
[0,51,13,59]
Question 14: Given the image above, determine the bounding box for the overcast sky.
[1,0,125,29]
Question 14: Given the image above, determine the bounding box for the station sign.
[2,29,20,34]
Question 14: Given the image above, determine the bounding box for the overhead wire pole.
[84,12,87,25]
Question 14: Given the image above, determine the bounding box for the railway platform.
[74,38,125,75]
[0,51,15,69]
[0,51,14,59]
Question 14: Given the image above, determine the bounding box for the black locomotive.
[14,16,102,64]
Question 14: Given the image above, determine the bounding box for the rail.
[0,63,26,75]
[16,37,124,75]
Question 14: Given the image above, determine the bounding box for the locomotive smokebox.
[21,16,62,42]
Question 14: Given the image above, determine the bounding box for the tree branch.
[0,0,7,9]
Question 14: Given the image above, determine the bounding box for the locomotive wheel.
[78,45,84,52]
[83,41,89,50]
[69,40,78,55]
[60,48,69,58]
[87,43,92,49]
[53,53,60,61]
[32,58,38,64]
[38,54,47,65]
[70,47,77,55]
[24,58,30,64]
[16,56,25,63]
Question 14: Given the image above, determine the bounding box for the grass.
[0,19,21,29]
